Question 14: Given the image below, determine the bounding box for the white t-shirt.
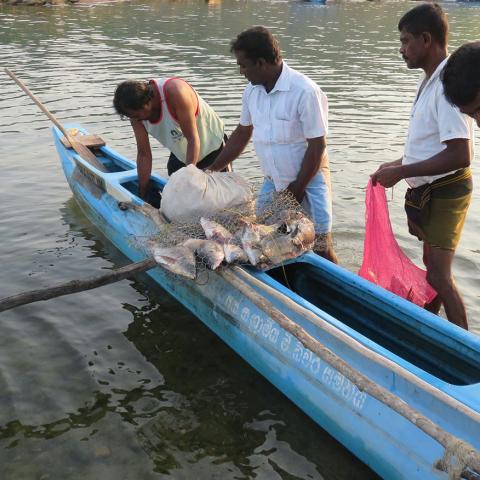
[239,62,329,191]
[403,57,474,188]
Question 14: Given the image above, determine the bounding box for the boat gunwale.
[54,125,480,394]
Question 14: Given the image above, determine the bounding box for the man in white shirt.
[210,26,337,263]
[371,3,473,330]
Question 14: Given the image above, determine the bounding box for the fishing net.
[359,180,437,307]
[132,185,326,280]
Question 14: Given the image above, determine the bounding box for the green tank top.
[143,78,224,163]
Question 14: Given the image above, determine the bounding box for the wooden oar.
[4,68,107,172]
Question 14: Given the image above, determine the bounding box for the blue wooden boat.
[53,125,480,480]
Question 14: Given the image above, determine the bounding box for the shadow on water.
[0,198,379,479]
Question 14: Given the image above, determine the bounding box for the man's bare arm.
[131,119,153,199]
[372,138,470,188]
[167,80,201,165]
[288,136,326,203]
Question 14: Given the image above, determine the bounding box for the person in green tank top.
[113,78,227,204]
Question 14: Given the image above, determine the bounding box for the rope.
[435,439,479,479]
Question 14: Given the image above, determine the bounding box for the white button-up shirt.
[403,57,474,188]
[239,62,329,191]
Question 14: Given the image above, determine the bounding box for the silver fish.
[236,223,272,266]
[238,212,315,266]
[291,215,316,248]
[182,238,225,270]
[266,210,316,248]
[200,218,233,243]
[153,246,196,279]
[199,218,250,265]
[223,242,249,264]
[260,235,302,265]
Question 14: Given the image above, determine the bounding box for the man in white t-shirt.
[210,26,337,263]
[371,3,473,330]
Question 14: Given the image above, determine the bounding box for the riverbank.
[1,0,76,4]
[1,0,121,5]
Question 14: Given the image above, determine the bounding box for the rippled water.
[1,1,480,478]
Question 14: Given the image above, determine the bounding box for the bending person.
[113,77,227,201]
[210,26,338,263]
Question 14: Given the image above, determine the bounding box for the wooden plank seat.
[61,134,106,149]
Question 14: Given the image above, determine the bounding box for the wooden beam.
[0,258,157,313]
[60,134,106,149]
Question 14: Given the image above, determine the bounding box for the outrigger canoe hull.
[53,125,480,480]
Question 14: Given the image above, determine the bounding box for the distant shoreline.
[1,0,76,4]
[1,0,125,5]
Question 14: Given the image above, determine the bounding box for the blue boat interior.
[93,146,165,208]
[92,143,480,388]
[266,264,480,386]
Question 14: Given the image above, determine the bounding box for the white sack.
[160,165,253,223]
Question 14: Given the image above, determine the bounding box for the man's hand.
[371,165,404,188]
[370,158,403,186]
[287,180,306,203]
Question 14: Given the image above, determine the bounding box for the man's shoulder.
[287,66,322,94]
[428,74,457,111]
[164,78,199,100]
[242,82,256,100]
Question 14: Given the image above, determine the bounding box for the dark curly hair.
[443,41,480,107]
[230,26,281,65]
[398,3,448,49]
[113,80,154,117]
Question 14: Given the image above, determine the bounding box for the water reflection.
[0,198,378,479]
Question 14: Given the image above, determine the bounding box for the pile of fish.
[152,210,316,279]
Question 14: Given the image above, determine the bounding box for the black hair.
[113,80,153,117]
[398,3,448,49]
[230,26,281,65]
[443,41,480,107]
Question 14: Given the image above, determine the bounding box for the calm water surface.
[1,1,480,478]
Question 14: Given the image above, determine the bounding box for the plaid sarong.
[405,168,472,250]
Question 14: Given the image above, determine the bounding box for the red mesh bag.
[359,180,437,307]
